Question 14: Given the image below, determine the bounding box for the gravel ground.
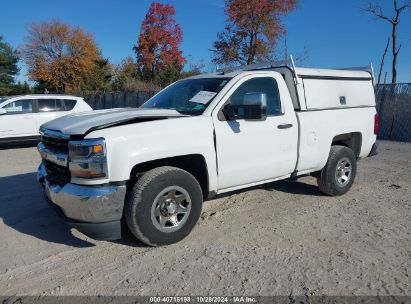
[0,140,409,297]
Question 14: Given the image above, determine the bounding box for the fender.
[87,115,219,193]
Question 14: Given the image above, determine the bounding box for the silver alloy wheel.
[335,157,352,186]
[151,186,192,233]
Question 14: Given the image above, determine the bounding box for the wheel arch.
[129,154,210,199]
[331,132,362,158]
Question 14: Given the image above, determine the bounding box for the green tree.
[0,36,20,95]
[112,57,160,91]
[7,81,31,95]
[155,63,182,88]
[112,57,138,91]
[82,58,113,92]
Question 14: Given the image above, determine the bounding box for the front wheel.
[317,145,357,196]
[125,166,203,246]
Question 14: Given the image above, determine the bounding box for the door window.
[38,99,56,112]
[55,99,65,111]
[228,77,282,115]
[3,99,34,114]
[38,99,66,112]
[63,99,77,111]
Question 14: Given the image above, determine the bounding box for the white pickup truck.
[37,60,379,246]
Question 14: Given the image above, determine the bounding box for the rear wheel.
[125,166,203,246]
[317,145,357,196]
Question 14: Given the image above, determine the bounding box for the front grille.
[41,135,69,154]
[44,160,71,186]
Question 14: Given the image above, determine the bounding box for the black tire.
[317,145,357,196]
[125,166,203,246]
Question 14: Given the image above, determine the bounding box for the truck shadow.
[264,179,323,196]
[213,179,323,201]
[0,172,94,248]
[114,226,150,247]
[0,172,322,248]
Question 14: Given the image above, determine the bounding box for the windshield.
[141,78,231,115]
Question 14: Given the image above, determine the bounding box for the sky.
[1,0,410,83]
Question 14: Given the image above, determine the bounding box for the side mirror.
[222,92,267,121]
[0,108,7,115]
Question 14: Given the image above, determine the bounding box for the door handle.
[277,123,293,129]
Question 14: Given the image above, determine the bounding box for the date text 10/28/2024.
[149,296,257,303]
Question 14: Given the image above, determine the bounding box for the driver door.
[212,74,298,191]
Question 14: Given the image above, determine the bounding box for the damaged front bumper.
[37,162,126,240]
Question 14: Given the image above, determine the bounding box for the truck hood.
[41,108,187,136]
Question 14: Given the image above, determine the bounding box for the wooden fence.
[83,91,156,110]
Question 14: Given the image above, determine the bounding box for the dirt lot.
[0,141,409,297]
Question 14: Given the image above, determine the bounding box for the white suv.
[0,95,92,143]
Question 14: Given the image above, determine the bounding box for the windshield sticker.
[189,91,217,104]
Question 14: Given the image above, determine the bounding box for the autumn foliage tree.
[212,0,298,66]
[22,20,111,93]
[134,2,185,86]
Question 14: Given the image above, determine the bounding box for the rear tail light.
[374,113,379,135]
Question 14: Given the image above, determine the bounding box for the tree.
[212,0,298,66]
[364,0,411,84]
[377,37,390,84]
[22,20,111,93]
[7,81,32,95]
[82,57,113,92]
[181,60,206,78]
[154,63,182,88]
[134,2,185,84]
[112,57,138,90]
[0,36,20,95]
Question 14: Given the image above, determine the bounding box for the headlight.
[68,139,108,179]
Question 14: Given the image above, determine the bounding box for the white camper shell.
[275,66,375,111]
[218,57,375,111]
